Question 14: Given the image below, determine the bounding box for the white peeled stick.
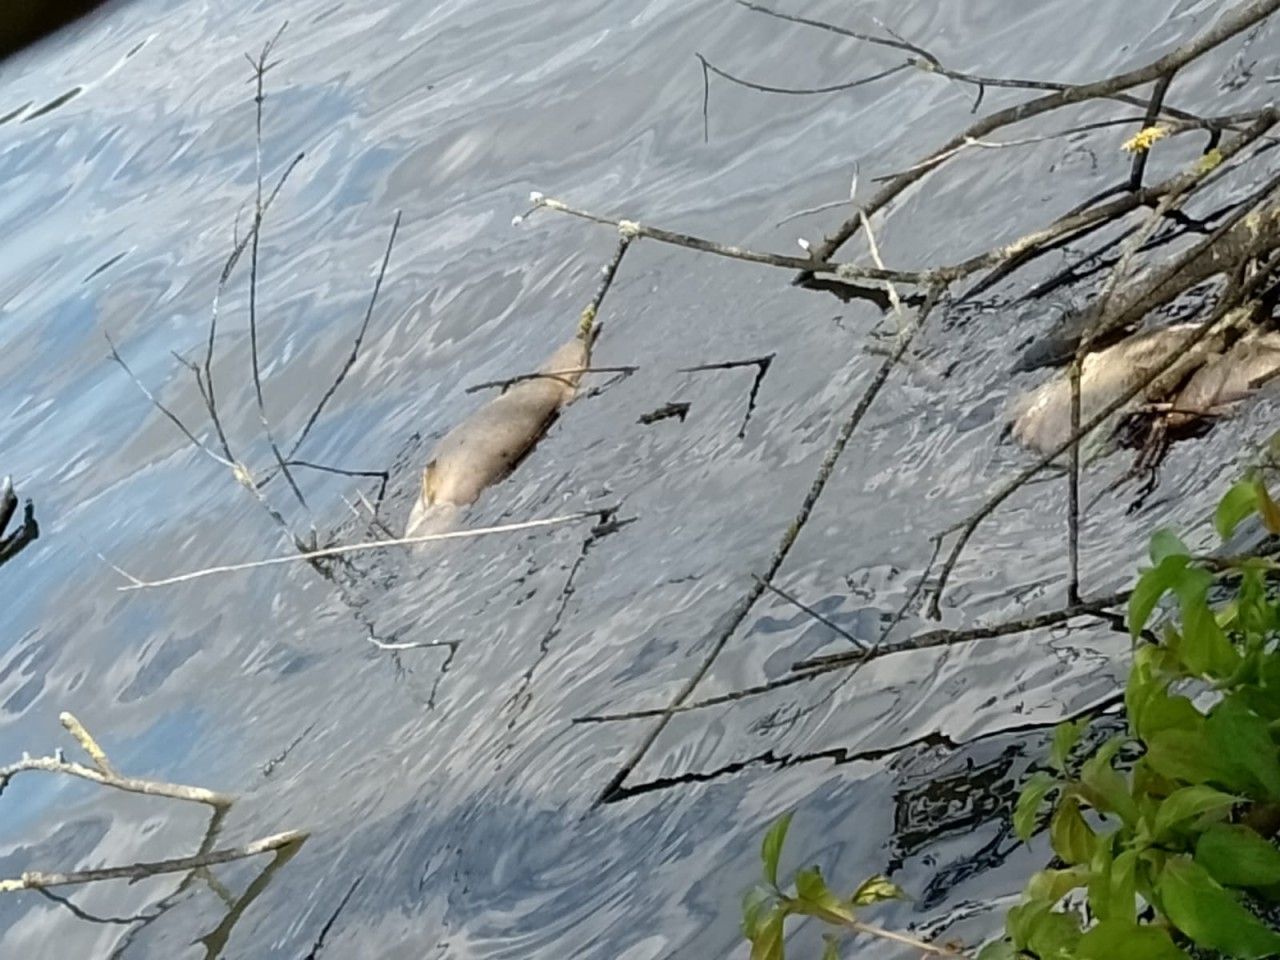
[405,333,593,539]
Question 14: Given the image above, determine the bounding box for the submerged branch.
[0,831,307,893]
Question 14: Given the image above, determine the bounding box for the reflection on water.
[0,0,1276,957]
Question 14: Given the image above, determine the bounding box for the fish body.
[405,336,589,539]
[1008,324,1280,456]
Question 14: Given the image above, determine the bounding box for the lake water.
[0,0,1276,957]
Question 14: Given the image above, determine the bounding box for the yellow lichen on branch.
[1122,125,1169,153]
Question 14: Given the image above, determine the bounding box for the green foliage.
[740,812,910,960]
[991,478,1280,959]
[742,477,1280,960]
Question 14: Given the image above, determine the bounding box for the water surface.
[0,1,1276,957]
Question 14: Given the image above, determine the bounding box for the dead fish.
[1170,330,1280,416]
[1010,324,1195,455]
[405,334,590,539]
[1009,324,1280,456]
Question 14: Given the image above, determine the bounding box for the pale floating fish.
[1008,323,1280,456]
[1171,329,1280,416]
[405,335,591,539]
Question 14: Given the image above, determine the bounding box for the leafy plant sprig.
[742,812,964,959]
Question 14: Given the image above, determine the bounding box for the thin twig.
[59,712,117,778]
[525,195,923,285]
[595,285,944,803]
[697,51,909,97]
[576,590,1128,724]
[465,365,639,394]
[879,534,943,644]
[678,354,775,437]
[203,150,306,464]
[0,753,233,808]
[1129,75,1173,191]
[776,164,859,228]
[506,524,608,728]
[604,690,1128,803]
[300,877,362,960]
[1067,354,1083,606]
[527,102,1277,304]
[107,336,233,469]
[757,576,869,649]
[798,591,1131,673]
[287,211,401,461]
[35,888,153,925]
[112,510,611,591]
[245,23,311,522]
[368,636,459,654]
[281,459,390,505]
[1064,181,1193,605]
[842,915,967,959]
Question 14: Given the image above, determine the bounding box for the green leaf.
[1006,900,1048,951]
[1050,796,1097,865]
[1262,654,1280,710]
[1008,899,1085,957]
[742,885,774,940]
[820,934,839,960]
[1196,823,1280,887]
[1216,480,1259,541]
[1051,718,1088,774]
[1087,836,1117,922]
[1126,647,1200,742]
[1129,555,1190,638]
[749,905,787,960]
[1075,919,1189,960]
[793,867,853,923]
[1228,563,1278,640]
[1255,478,1280,535]
[1087,841,1138,924]
[849,874,909,906]
[1157,855,1280,959]
[1133,686,1202,744]
[761,813,792,888]
[1015,771,1058,841]
[1150,528,1190,565]
[1151,785,1239,842]
[1025,907,1083,959]
[1110,850,1138,920]
[1028,866,1090,905]
[1206,696,1280,800]
[1174,567,1241,678]
[1145,728,1242,790]
[1078,739,1139,826]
